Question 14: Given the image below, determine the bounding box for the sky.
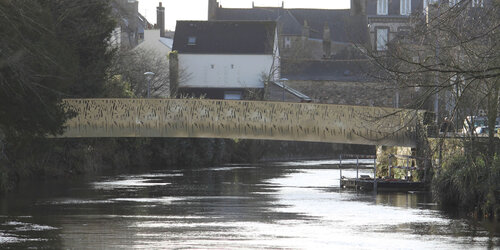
[137,0,351,30]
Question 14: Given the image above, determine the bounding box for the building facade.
[171,21,279,100]
[208,0,369,60]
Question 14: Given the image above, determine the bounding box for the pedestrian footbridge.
[59,99,419,147]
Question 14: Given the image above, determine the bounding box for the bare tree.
[109,48,170,97]
[363,0,500,163]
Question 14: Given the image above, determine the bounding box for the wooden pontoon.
[339,154,427,192]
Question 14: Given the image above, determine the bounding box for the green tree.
[0,0,74,139]
[0,0,117,190]
[46,0,116,97]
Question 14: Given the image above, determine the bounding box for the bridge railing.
[339,154,377,191]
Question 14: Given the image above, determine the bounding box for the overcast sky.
[137,0,351,30]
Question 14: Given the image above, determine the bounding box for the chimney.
[282,1,284,8]
[208,0,218,20]
[302,20,310,39]
[350,0,366,16]
[157,2,165,37]
[322,23,331,59]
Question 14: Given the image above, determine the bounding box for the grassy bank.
[0,138,233,192]
[432,153,500,220]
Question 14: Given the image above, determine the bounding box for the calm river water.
[0,159,498,249]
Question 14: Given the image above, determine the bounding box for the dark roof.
[215,7,369,44]
[216,8,303,35]
[172,21,276,54]
[282,59,377,82]
[290,9,368,43]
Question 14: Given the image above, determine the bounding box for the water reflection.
[0,159,497,249]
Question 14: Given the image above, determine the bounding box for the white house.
[134,29,172,55]
[171,20,279,100]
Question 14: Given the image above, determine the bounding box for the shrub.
[432,154,500,219]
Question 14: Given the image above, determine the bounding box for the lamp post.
[144,72,155,98]
[280,78,288,102]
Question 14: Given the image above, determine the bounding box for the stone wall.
[287,80,417,108]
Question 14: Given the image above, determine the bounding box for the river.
[0,159,498,249]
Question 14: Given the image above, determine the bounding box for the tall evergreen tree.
[0,0,116,139]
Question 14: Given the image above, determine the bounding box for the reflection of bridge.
[60,99,418,147]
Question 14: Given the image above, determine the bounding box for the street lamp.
[144,72,155,98]
[280,78,288,102]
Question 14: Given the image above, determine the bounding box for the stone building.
[208,0,369,60]
[361,0,425,51]
[205,1,439,108]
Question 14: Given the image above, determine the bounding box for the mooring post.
[339,154,343,182]
[356,155,359,179]
[356,155,359,189]
[406,157,409,180]
[424,159,427,183]
[389,155,392,178]
[373,156,377,192]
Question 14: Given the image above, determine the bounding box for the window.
[284,37,291,49]
[472,0,483,7]
[401,0,411,15]
[424,0,438,11]
[187,36,196,45]
[376,28,389,51]
[449,0,458,7]
[377,0,388,15]
[224,91,242,100]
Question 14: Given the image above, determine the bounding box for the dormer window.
[401,0,411,15]
[377,0,388,15]
[188,36,196,45]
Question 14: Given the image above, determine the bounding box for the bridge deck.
[60,99,418,147]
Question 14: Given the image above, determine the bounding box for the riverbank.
[0,137,372,193]
[428,138,500,221]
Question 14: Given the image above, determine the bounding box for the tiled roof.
[172,21,277,54]
[215,7,369,44]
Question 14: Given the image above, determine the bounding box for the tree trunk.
[486,81,499,167]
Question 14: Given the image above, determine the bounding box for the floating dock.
[338,154,427,192]
[340,177,425,191]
